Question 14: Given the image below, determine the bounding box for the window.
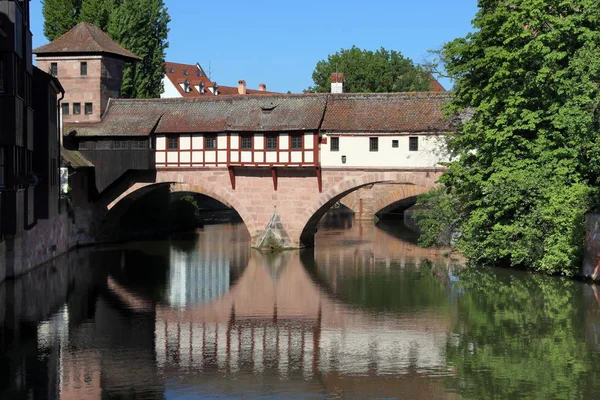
[61,103,69,115]
[291,134,303,150]
[241,134,252,150]
[266,135,277,150]
[392,140,399,148]
[114,141,128,149]
[96,141,110,149]
[80,62,87,76]
[131,140,148,149]
[205,135,216,150]
[0,147,4,187]
[168,137,178,150]
[50,62,57,77]
[409,137,419,151]
[73,103,81,115]
[330,137,339,152]
[80,141,96,150]
[85,103,93,115]
[369,137,379,152]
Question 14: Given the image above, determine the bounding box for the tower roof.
[33,22,141,61]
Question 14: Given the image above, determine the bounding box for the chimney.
[238,80,247,95]
[258,83,267,92]
[330,73,344,93]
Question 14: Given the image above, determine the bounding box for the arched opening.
[99,183,250,243]
[376,196,418,220]
[299,173,438,248]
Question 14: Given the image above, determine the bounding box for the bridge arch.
[99,180,257,241]
[299,171,438,247]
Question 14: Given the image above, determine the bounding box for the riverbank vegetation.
[416,0,600,275]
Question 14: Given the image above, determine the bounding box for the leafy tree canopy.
[307,46,434,93]
[416,0,600,275]
[42,0,82,41]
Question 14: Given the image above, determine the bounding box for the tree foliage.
[307,46,433,93]
[108,0,170,98]
[42,0,82,41]
[79,0,115,32]
[417,0,600,275]
[42,0,170,99]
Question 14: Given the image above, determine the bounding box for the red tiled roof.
[163,61,278,97]
[164,62,215,98]
[428,74,446,92]
[321,92,452,133]
[34,23,140,61]
[64,92,453,137]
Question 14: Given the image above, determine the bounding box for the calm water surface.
[2,215,600,399]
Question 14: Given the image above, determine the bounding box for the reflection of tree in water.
[446,268,600,399]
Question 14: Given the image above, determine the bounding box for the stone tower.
[33,22,140,123]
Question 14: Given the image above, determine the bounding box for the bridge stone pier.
[104,167,442,249]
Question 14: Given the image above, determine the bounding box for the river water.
[2,215,600,399]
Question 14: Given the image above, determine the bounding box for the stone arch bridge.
[100,167,442,249]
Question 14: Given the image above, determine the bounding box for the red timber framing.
[156,132,323,192]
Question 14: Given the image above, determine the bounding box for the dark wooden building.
[0,0,64,235]
[32,66,63,220]
[0,0,34,234]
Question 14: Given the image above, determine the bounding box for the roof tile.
[34,23,140,61]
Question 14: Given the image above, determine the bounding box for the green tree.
[42,0,82,40]
[307,46,433,93]
[79,0,116,32]
[418,0,600,275]
[108,0,170,98]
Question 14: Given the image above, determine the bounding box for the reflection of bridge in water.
[21,221,459,399]
[107,224,456,382]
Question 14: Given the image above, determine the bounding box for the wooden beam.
[271,167,278,191]
[316,166,322,193]
[228,166,236,190]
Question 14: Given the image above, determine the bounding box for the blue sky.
[30,0,478,93]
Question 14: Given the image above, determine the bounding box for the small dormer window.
[199,81,205,94]
[169,67,174,73]
[183,69,189,75]
[184,79,191,93]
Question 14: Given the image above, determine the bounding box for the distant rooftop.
[164,61,277,98]
[33,22,140,61]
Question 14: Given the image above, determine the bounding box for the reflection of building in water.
[167,225,249,308]
[151,250,451,380]
[37,305,103,400]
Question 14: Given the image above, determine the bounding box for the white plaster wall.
[304,133,314,150]
[192,152,203,163]
[266,152,277,163]
[205,151,216,163]
[156,135,166,151]
[160,76,182,98]
[192,134,203,149]
[320,134,449,168]
[280,134,289,150]
[231,134,239,149]
[255,134,264,150]
[217,134,227,149]
[180,134,191,150]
